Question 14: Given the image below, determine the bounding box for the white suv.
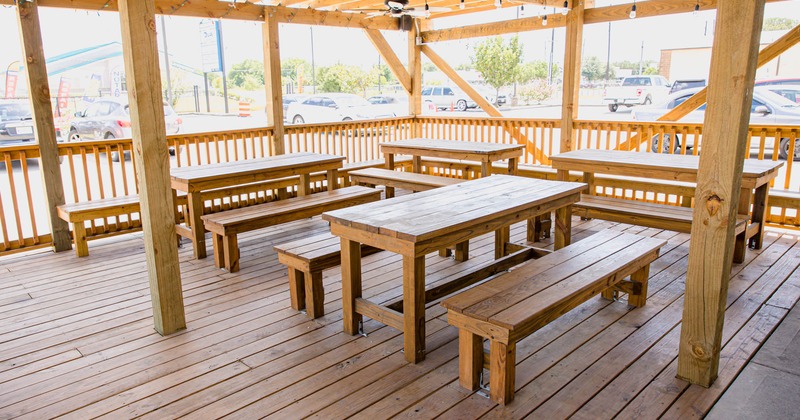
[421,86,496,111]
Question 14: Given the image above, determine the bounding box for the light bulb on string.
[519,4,525,16]
[694,1,699,15]
[425,1,431,18]
[562,0,568,15]
[459,0,465,9]
[494,0,502,9]
[629,2,636,19]
[542,14,548,25]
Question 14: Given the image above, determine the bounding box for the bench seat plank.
[349,167,463,193]
[203,185,381,272]
[274,231,382,318]
[441,230,667,405]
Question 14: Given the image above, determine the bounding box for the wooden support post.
[118,0,186,336]
[677,0,766,387]
[409,22,422,137]
[560,0,584,153]
[263,11,285,155]
[364,28,412,94]
[16,1,71,253]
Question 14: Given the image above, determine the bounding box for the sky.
[0,1,799,77]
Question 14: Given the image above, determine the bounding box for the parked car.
[755,78,800,87]
[285,93,394,124]
[68,97,182,160]
[632,86,800,160]
[0,100,62,147]
[603,75,672,112]
[669,79,706,94]
[421,85,497,111]
[366,94,437,116]
[763,84,800,103]
[282,94,308,122]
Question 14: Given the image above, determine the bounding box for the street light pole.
[310,27,316,94]
[160,16,173,105]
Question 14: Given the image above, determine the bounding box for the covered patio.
[1,0,800,417]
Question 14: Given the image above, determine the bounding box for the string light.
[694,0,700,15]
[494,0,501,9]
[425,0,431,18]
[629,0,636,19]
[519,4,524,16]
[459,0,465,10]
[562,0,568,15]
[542,13,547,25]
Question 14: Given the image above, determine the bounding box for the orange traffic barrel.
[238,101,251,117]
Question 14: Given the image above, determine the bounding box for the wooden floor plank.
[0,216,797,419]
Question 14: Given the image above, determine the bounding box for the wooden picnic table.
[170,152,345,259]
[549,149,784,249]
[322,175,586,363]
[380,138,525,178]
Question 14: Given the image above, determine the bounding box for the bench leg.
[212,234,225,269]
[601,288,618,302]
[223,235,240,273]
[455,241,469,262]
[628,264,650,308]
[733,231,746,264]
[527,214,552,242]
[489,340,516,405]
[305,271,325,319]
[72,222,89,257]
[288,269,306,311]
[494,227,510,259]
[439,248,452,258]
[458,329,484,391]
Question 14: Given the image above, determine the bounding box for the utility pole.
[218,20,229,114]
[160,16,173,105]
[604,22,611,85]
[310,27,316,94]
[638,41,644,74]
[548,26,556,85]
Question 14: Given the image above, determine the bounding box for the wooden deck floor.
[1,216,798,419]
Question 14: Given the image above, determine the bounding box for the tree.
[317,64,370,94]
[422,62,437,73]
[515,60,560,84]
[228,59,264,89]
[581,56,606,82]
[472,35,523,98]
[370,64,397,89]
[763,17,798,31]
[455,63,473,71]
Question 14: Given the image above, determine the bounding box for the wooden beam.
[420,44,549,164]
[678,0,766,387]
[560,0,583,153]
[0,0,267,21]
[16,0,71,253]
[420,0,788,43]
[615,23,800,151]
[364,29,412,94]
[263,14,285,155]
[264,6,399,30]
[118,0,186,336]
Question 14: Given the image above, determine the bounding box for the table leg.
[495,226,510,259]
[507,157,518,176]
[385,153,395,198]
[412,156,422,173]
[736,187,754,263]
[298,173,311,196]
[187,192,206,259]
[341,238,362,335]
[556,169,569,182]
[749,184,769,249]
[555,205,572,250]
[480,161,490,178]
[403,254,426,363]
[327,169,339,191]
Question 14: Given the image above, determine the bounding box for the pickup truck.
[603,75,672,112]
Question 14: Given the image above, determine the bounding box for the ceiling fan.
[344,0,451,18]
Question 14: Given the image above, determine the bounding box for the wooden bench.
[348,167,463,195]
[573,195,749,262]
[441,229,667,405]
[57,194,187,257]
[202,185,381,272]
[274,232,382,318]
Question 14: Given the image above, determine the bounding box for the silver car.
[0,100,62,147]
[632,86,800,160]
[68,97,181,142]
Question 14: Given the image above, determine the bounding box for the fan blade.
[387,0,406,8]
[405,10,428,16]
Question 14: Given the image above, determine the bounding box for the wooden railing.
[0,115,797,255]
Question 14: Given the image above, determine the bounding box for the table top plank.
[323,176,586,244]
[550,149,783,183]
[170,152,345,191]
[380,138,524,162]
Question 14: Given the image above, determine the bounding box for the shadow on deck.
[1,216,798,418]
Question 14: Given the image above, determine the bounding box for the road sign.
[200,20,223,73]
